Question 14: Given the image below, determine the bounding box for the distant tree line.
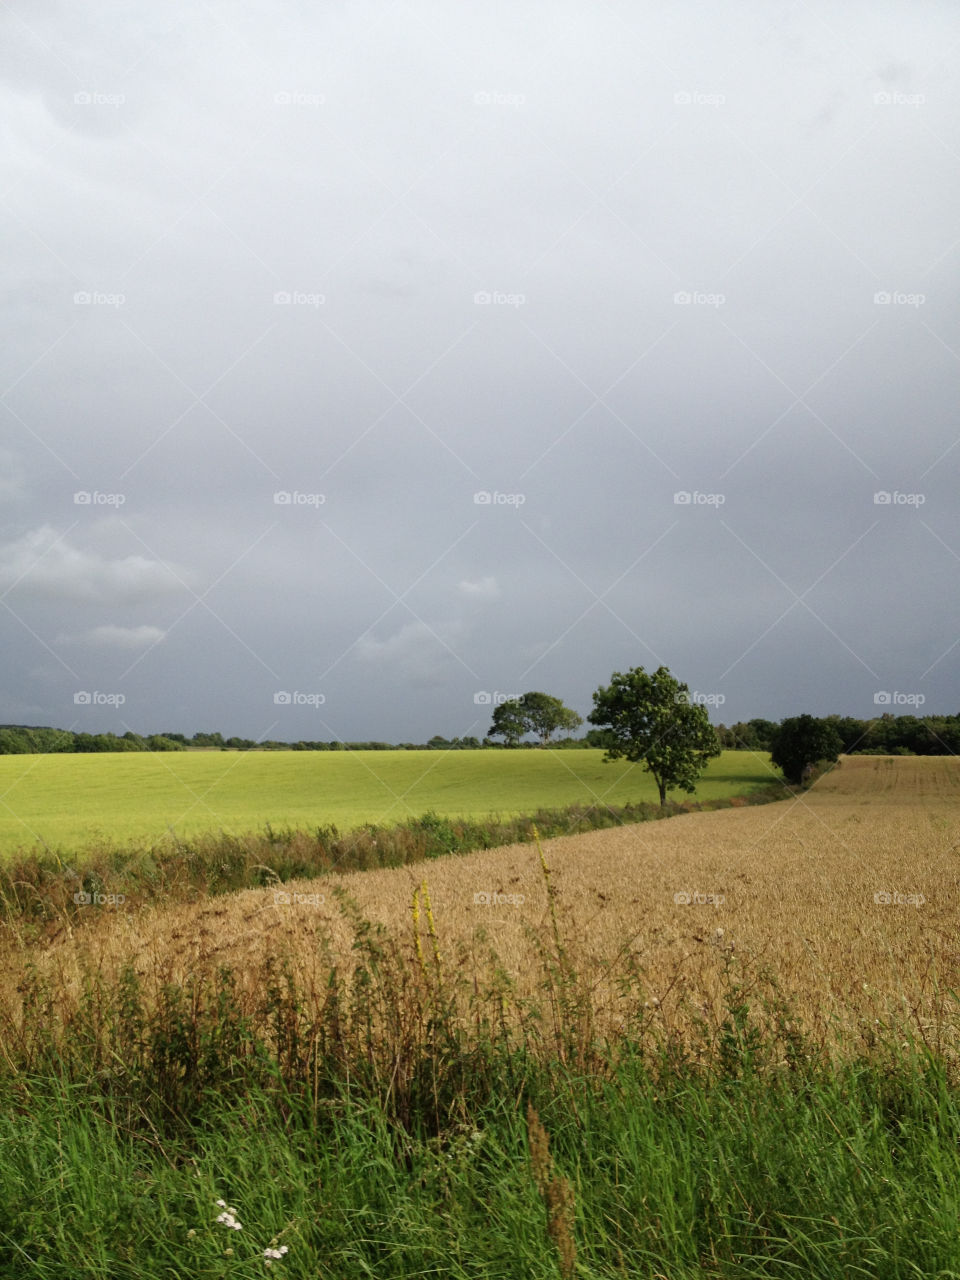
[0,726,589,754]
[2,709,959,757]
[0,727,186,754]
[717,713,960,756]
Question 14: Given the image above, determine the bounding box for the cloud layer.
[1,1,957,740]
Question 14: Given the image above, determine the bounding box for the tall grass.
[1,832,958,1277]
[4,1051,959,1279]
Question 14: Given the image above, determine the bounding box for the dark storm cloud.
[1,0,957,741]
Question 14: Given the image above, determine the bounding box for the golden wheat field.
[8,755,960,1055]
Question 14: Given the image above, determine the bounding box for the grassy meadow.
[1,756,959,1277]
[0,747,774,859]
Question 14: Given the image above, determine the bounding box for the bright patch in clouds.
[60,624,167,649]
[0,528,191,604]
[458,576,499,599]
[355,620,469,685]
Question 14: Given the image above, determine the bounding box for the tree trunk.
[658,779,666,806]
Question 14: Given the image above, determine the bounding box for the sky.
[1,0,958,744]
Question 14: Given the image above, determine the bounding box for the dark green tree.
[922,716,960,755]
[517,692,583,745]
[746,718,778,750]
[769,714,843,784]
[487,698,528,747]
[588,665,721,805]
[488,692,582,747]
[824,715,869,754]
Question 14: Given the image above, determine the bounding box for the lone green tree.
[488,692,582,746]
[588,665,721,805]
[769,714,842,785]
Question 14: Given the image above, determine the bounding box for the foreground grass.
[0,748,774,859]
[2,818,958,1278]
[3,1046,959,1279]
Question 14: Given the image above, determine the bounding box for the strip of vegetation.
[0,780,792,936]
[1,859,957,1279]
[3,1035,957,1279]
[5,703,960,756]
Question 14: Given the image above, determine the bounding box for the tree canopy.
[588,665,721,805]
[488,692,583,746]
[769,714,843,785]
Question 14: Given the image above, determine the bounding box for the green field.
[0,748,772,858]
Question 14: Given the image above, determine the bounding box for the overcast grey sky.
[1,0,958,743]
